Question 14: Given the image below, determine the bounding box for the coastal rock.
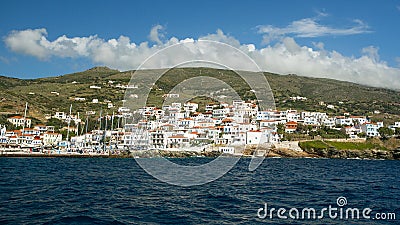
[303,147,397,160]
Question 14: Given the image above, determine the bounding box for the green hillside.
[0,67,399,125]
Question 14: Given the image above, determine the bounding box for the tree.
[395,127,400,136]
[277,123,285,135]
[60,130,76,141]
[378,127,394,140]
[357,132,367,138]
[29,117,43,127]
[296,123,307,134]
[309,131,318,139]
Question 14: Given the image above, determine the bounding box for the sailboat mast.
[84,115,88,148]
[21,102,28,146]
[22,102,28,133]
[111,112,114,131]
[66,104,72,141]
[103,114,107,152]
[110,112,115,155]
[99,110,102,130]
[76,112,80,135]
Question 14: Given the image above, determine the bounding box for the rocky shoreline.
[2,148,399,160]
[265,147,400,160]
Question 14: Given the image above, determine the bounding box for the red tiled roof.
[169,135,186,138]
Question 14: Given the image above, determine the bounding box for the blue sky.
[1,0,400,89]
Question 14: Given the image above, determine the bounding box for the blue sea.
[0,157,399,224]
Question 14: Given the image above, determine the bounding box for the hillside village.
[1,68,400,155]
[1,97,400,154]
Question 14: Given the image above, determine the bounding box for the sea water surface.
[0,157,399,224]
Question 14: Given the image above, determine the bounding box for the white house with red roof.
[166,134,189,148]
[33,124,48,134]
[22,128,40,136]
[345,126,363,139]
[285,121,298,133]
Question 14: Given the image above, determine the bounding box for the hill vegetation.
[0,67,399,125]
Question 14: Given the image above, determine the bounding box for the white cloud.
[4,28,49,59]
[361,46,379,62]
[149,24,164,45]
[257,16,370,44]
[249,38,400,90]
[4,28,400,90]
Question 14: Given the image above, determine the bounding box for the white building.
[289,96,307,101]
[345,126,363,139]
[389,122,400,132]
[212,108,229,119]
[33,124,47,134]
[150,130,167,149]
[31,136,43,147]
[246,130,263,145]
[282,110,300,122]
[350,116,368,125]
[285,121,298,133]
[327,105,335,109]
[71,133,93,148]
[303,117,320,126]
[22,128,40,136]
[0,125,7,145]
[219,146,235,154]
[246,129,276,145]
[7,116,31,128]
[183,102,199,113]
[43,132,62,146]
[256,110,281,121]
[178,118,195,128]
[322,118,336,128]
[118,107,131,113]
[361,122,383,137]
[53,112,67,120]
[166,134,189,148]
[335,117,353,126]
[260,120,279,128]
